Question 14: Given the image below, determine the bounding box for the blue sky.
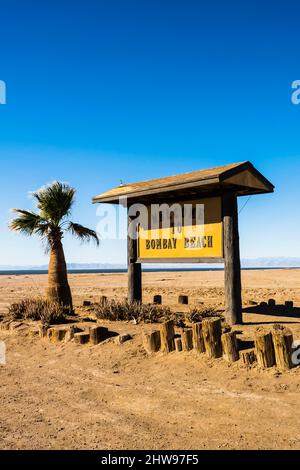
[0,0,300,266]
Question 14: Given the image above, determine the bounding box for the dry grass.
[8,298,66,325]
[94,299,172,323]
[185,306,223,323]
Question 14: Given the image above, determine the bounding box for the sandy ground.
[1,269,300,450]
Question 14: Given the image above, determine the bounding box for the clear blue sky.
[0,0,300,266]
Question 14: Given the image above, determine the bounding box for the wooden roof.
[93,161,274,204]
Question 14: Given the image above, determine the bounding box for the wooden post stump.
[64,325,76,342]
[153,295,162,305]
[202,317,222,358]
[142,330,161,353]
[178,295,188,305]
[285,301,294,309]
[47,327,68,342]
[160,320,175,353]
[254,329,275,368]
[89,326,108,345]
[272,325,294,371]
[175,337,182,352]
[39,324,48,338]
[221,331,239,362]
[192,322,205,353]
[181,329,193,351]
[240,348,256,366]
[74,332,90,344]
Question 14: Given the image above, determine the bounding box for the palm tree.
[10,181,99,310]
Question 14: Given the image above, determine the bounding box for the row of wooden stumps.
[45,325,108,345]
[142,318,297,371]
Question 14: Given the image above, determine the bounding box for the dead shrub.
[185,306,223,323]
[94,299,172,323]
[8,298,66,325]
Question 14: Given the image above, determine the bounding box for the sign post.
[222,192,242,324]
[93,161,274,325]
[128,213,142,303]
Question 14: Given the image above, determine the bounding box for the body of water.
[0,267,299,275]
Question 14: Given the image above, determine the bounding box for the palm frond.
[67,222,100,246]
[10,209,46,236]
[32,181,76,224]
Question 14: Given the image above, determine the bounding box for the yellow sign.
[138,197,223,261]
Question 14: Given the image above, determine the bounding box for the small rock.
[83,300,92,307]
[9,321,24,330]
[114,334,132,344]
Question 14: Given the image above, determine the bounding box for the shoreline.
[1,266,300,276]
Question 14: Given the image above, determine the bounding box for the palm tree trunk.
[47,239,73,310]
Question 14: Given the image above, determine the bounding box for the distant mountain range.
[1,258,300,270]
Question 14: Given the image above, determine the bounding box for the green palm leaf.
[33,181,75,224]
[67,222,100,246]
[10,209,46,236]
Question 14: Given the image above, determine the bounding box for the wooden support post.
[222,192,242,325]
[202,317,223,358]
[192,322,205,353]
[181,329,193,351]
[272,325,294,371]
[89,326,108,345]
[128,213,142,303]
[221,331,239,362]
[160,320,175,353]
[175,337,182,352]
[142,330,161,353]
[254,329,275,368]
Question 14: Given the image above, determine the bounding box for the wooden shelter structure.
[93,161,274,325]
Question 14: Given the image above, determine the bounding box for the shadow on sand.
[242,301,300,325]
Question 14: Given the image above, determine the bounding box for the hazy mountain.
[1,258,300,270]
[241,257,300,268]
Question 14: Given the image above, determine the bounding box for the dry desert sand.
[1,268,300,450]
